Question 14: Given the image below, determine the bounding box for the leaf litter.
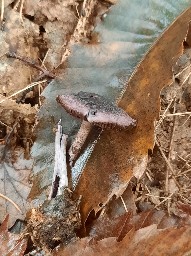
[2,0,191,255]
[0,215,27,256]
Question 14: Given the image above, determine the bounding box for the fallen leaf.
[0,215,27,256]
[0,147,33,227]
[0,8,39,97]
[54,224,191,256]
[23,0,79,68]
[74,5,191,224]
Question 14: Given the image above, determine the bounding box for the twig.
[145,170,153,182]
[0,192,22,213]
[166,98,177,194]
[49,120,68,199]
[0,80,46,104]
[154,193,173,209]
[177,168,191,177]
[156,98,175,129]
[155,139,180,189]
[0,120,10,128]
[19,0,25,22]
[160,111,191,117]
[174,63,191,78]
[1,0,4,22]
[41,49,50,67]
[6,52,55,79]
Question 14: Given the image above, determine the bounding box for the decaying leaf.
[53,224,191,256]
[74,5,191,224]
[0,8,39,97]
[0,147,33,227]
[23,0,80,68]
[0,215,27,256]
[130,21,191,216]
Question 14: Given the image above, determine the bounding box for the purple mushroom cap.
[56,91,136,129]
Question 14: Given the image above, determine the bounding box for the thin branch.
[6,52,55,78]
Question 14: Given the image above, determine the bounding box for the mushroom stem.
[69,120,92,166]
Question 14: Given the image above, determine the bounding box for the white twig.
[49,120,68,199]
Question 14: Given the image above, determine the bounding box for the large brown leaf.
[53,224,191,256]
[74,7,191,223]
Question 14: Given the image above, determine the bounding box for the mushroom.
[56,91,136,166]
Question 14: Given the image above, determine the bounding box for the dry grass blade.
[1,0,4,21]
[120,196,128,212]
[0,193,22,213]
[0,80,47,104]
[161,111,191,117]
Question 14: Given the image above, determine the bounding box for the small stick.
[6,52,55,79]
[1,0,4,22]
[41,49,50,67]
[19,0,25,22]
[155,139,180,189]
[161,111,191,117]
[0,192,22,213]
[0,120,10,128]
[174,63,191,78]
[49,120,68,199]
[154,193,173,209]
[156,98,175,130]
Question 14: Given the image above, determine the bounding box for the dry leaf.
[24,0,78,68]
[0,148,33,227]
[54,224,191,256]
[74,5,191,224]
[0,8,39,97]
[0,215,27,256]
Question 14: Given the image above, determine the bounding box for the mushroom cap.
[56,91,136,129]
